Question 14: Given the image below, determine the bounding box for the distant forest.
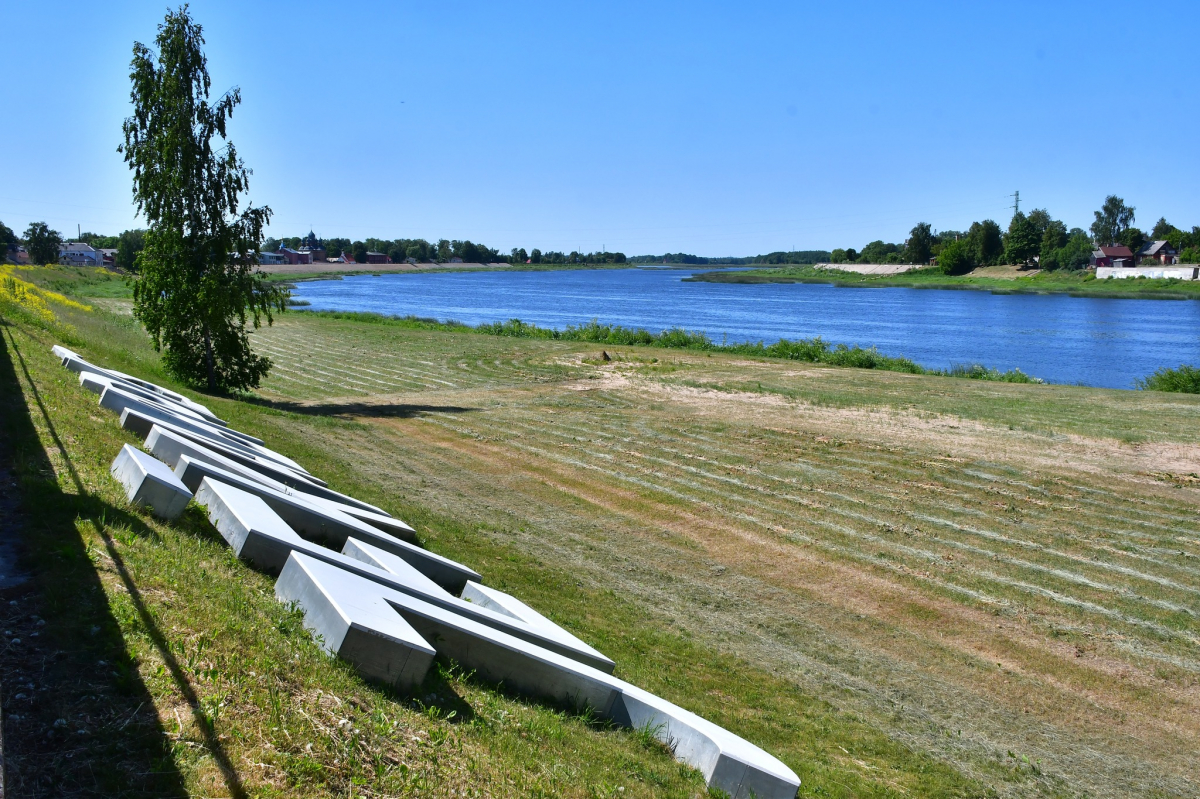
[10,194,1197,273]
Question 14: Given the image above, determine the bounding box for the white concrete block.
[79,370,110,395]
[177,453,472,585]
[109,444,192,520]
[279,554,797,797]
[121,408,304,474]
[176,455,462,588]
[68,357,227,426]
[147,426,384,515]
[117,402,264,448]
[107,367,219,420]
[144,423,329,492]
[196,481,605,669]
[52,345,79,362]
[98,383,218,433]
[304,495,413,541]
[273,540,435,690]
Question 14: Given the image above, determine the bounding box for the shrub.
[1136,365,1200,393]
[938,240,974,275]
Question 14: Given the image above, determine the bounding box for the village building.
[58,242,104,266]
[257,250,288,265]
[276,246,312,265]
[364,251,390,264]
[1138,240,1178,265]
[1089,245,1135,269]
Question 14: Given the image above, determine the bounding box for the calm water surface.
[290,267,1200,389]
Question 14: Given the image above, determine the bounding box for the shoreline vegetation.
[300,309,1045,384]
[685,262,1200,300]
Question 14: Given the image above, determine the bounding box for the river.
[288,267,1200,389]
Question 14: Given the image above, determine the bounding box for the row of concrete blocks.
[63,346,800,798]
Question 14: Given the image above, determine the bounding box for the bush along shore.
[303,311,1044,384]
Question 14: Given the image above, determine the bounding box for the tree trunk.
[202,324,216,393]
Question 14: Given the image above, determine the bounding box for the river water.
[289,267,1200,389]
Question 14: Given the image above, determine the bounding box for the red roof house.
[1090,245,1135,269]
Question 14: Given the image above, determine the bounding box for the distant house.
[258,251,288,265]
[1090,245,1135,269]
[449,256,463,263]
[1139,240,1178,265]
[13,246,29,265]
[59,242,103,266]
[98,248,117,267]
[365,251,390,264]
[277,247,313,265]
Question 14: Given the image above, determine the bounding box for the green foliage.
[1025,208,1053,240]
[1118,226,1146,255]
[0,219,15,262]
[23,221,62,265]
[79,232,119,249]
[1179,247,1200,263]
[1091,195,1135,246]
[121,6,283,392]
[1151,216,1176,240]
[857,240,901,264]
[1039,220,1068,263]
[905,222,934,264]
[829,248,848,264]
[752,250,830,265]
[937,239,974,275]
[946,363,1041,383]
[1040,232,1093,271]
[1137,365,1200,393]
[966,220,1003,266]
[115,229,146,272]
[1003,212,1040,265]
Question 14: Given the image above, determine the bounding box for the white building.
[59,242,103,266]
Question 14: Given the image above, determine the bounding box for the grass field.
[3,269,1200,797]
[688,263,1200,300]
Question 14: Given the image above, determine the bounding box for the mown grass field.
[3,267,1199,797]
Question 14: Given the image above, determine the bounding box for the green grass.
[6,269,1200,797]
[0,288,1011,796]
[299,311,1041,383]
[11,263,135,298]
[689,264,1200,300]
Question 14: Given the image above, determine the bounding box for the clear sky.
[4,1,1197,256]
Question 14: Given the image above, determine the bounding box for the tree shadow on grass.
[243,396,475,419]
[0,325,247,798]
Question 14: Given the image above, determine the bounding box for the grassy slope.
[4,269,1200,797]
[2,283,991,796]
[688,264,1200,300]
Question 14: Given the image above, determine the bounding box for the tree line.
[831,196,1200,275]
[261,235,630,266]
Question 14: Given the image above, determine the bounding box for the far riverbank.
[260,260,711,283]
[686,263,1200,300]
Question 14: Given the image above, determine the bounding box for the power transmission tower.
[1010,190,1020,215]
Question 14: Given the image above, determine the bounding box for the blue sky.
[3,1,1196,256]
